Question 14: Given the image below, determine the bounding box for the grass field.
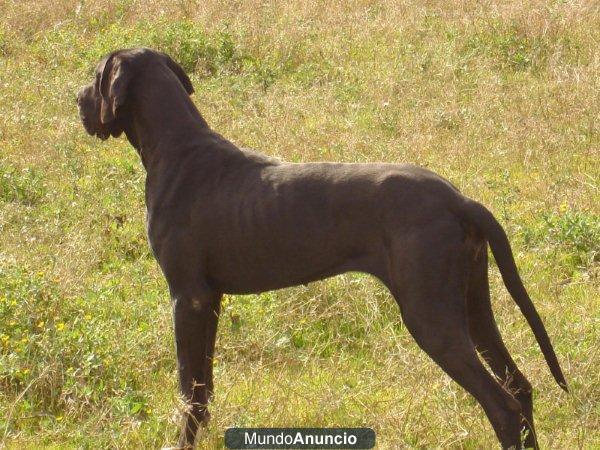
[0,0,598,448]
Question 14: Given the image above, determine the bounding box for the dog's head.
[76,48,194,141]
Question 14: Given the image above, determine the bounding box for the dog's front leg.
[171,286,221,449]
[204,296,221,402]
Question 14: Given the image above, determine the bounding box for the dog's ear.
[99,54,134,124]
[160,52,194,95]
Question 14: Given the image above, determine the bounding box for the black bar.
[224,427,375,449]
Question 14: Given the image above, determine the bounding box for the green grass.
[1,1,598,448]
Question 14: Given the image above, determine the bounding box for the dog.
[77,48,567,449]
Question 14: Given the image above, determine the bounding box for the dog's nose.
[76,85,89,104]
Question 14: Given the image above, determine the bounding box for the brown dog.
[77,48,567,449]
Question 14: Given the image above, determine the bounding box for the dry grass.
[0,0,598,448]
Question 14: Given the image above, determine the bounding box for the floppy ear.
[160,52,194,95]
[99,54,134,124]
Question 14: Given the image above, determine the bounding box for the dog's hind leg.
[467,245,538,449]
[390,221,523,449]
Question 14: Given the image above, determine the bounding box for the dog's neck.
[127,71,209,172]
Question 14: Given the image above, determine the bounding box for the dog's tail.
[457,198,568,391]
